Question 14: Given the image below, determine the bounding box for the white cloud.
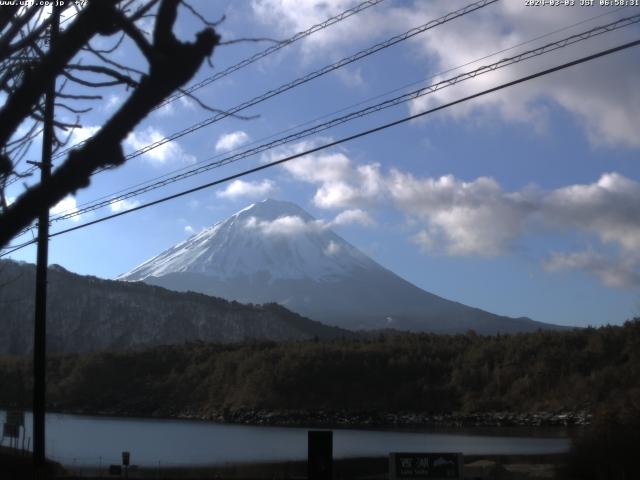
[125,127,195,166]
[388,172,534,256]
[331,208,374,227]
[251,0,391,58]
[184,225,195,235]
[154,95,195,116]
[215,131,250,152]
[278,140,639,284]
[313,162,384,209]
[335,66,365,87]
[179,96,196,110]
[253,0,640,148]
[406,2,640,148]
[279,141,384,209]
[541,173,640,255]
[544,251,640,289]
[386,169,640,287]
[280,139,640,265]
[252,0,355,36]
[324,240,341,256]
[243,207,374,240]
[109,198,140,213]
[103,94,122,113]
[275,136,640,287]
[70,125,101,146]
[50,196,81,222]
[245,214,324,236]
[282,150,352,184]
[216,179,276,200]
[156,102,175,117]
[387,171,640,261]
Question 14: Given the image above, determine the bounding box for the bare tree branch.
[0,5,40,62]
[114,10,156,61]
[83,41,145,76]
[66,64,139,88]
[128,0,161,22]
[56,92,103,100]
[180,0,221,28]
[176,87,259,119]
[83,32,125,55]
[0,0,122,148]
[54,102,93,114]
[29,111,80,130]
[0,0,221,248]
[0,5,20,34]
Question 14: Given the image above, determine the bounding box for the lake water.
[0,410,570,467]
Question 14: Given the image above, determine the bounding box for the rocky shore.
[11,403,592,429]
[175,408,592,429]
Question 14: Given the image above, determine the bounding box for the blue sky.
[5,0,640,327]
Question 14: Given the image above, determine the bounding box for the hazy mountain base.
[145,269,560,334]
[1,321,638,426]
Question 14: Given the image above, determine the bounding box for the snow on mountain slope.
[121,199,381,282]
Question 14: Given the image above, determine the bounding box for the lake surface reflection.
[0,410,570,467]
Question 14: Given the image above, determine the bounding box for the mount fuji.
[119,199,562,334]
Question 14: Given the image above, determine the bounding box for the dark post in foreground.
[308,430,333,480]
[33,5,59,473]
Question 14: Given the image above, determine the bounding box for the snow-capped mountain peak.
[119,199,377,282]
[119,199,559,334]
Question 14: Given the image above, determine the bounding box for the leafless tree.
[0,0,224,249]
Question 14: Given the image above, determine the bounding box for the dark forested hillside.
[1,321,639,421]
[0,260,350,354]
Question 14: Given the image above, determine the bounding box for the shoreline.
[2,406,591,431]
[59,454,571,479]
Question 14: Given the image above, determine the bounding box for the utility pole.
[33,5,59,474]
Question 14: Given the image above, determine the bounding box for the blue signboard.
[389,452,463,479]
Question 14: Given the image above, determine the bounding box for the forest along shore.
[0,321,637,429]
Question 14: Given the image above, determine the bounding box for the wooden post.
[33,5,59,474]
[308,430,333,480]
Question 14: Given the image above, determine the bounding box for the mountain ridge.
[0,259,351,355]
[120,199,568,334]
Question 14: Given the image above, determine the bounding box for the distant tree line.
[1,320,639,417]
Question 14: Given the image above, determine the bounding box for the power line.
[46,14,640,223]
[7,0,498,197]
[155,0,387,110]
[3,37,638,257]
[8,10,637,243]
[51,0,498,166]
[6,0,501,230]
[4,0,378,184]
[6,7,637,238]
[48,0,389,162]
[43,0,510,218]
[44,5,631,220]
